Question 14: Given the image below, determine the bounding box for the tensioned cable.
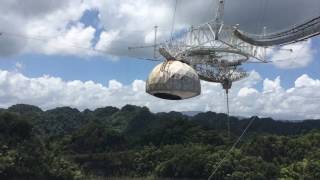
[0,31,162,62]
[208,116,257,180]
[0,30,165,47]
[224,67,244,138]
[226,90,230,138]
[170,0,178,42]
[255,0,264,34]
[260,0,269,32]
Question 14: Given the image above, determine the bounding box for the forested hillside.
[1,104,320,180]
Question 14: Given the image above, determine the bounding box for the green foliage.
[48,156,84,180]
[1,104,320,179]
[0,112,33,142]
[280,159,320,180]
[67,121,126,154]
[8,104,43,115]
[0,112,83,180]
[154,144,212,178]
[40,107,86,136]
[0,146,17,174]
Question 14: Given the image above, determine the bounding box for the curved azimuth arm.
[234,16,320,46]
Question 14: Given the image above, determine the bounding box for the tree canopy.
[0,104,320,179]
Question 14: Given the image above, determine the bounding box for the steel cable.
[208,116,257,180]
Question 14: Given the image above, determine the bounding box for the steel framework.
[156,0,265,90]
[130,0,320,92]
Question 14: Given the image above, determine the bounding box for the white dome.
[146,61,201,100]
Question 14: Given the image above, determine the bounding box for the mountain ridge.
[4,104,320,137]
[1,103,320,179]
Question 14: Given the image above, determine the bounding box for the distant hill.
[1,104,320,179]
[4,104,320,137]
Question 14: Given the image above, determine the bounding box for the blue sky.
[0,48,318,88]
[0,54,158,85]
[0,0,319,120]
[1,8,319,89]
[1,37,318,91]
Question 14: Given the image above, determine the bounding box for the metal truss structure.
[130,0,320,93]
[162,23,267,64]
[157,0,266,91]
[157,0,320,92]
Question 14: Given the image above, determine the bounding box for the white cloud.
[95,31,120,52]
[263,77,282,93]
[37,24,96,56]
[13,62,24,73]
[0,69,320,120]
[108,80,123,90]
[271,40,314,69]
[238,87,258,97]
[0,0,319,58]
[0,0,100,57]
[295,74,320,88]
[0,0,319,121]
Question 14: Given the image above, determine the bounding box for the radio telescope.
[129,0,320,101]
[129,1,320,177]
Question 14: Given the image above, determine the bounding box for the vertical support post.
[154,25,158,59]
[214,0,225,40]
[262,26,267,60]
[215,0,225,24]
[263,26,267,36]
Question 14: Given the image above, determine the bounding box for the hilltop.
[0,104,320,179]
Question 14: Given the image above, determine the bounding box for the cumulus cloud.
[0,0,100,56]
[32,24,97,56]
[0,0,319,58]
[238,87,258,97]
[94,0,320,59]
[270,40,314,69]
[95,31,120,52]
[0,0,319,120]
[0,69,320,120]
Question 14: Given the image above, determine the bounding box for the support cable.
[170,0,178,42]
[0,31,162,62]
[154,25,158,59]
[208,116,257,180]
[226,90,230,138]
[260,0,269,33]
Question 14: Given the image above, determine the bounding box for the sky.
[0,0,319,120]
